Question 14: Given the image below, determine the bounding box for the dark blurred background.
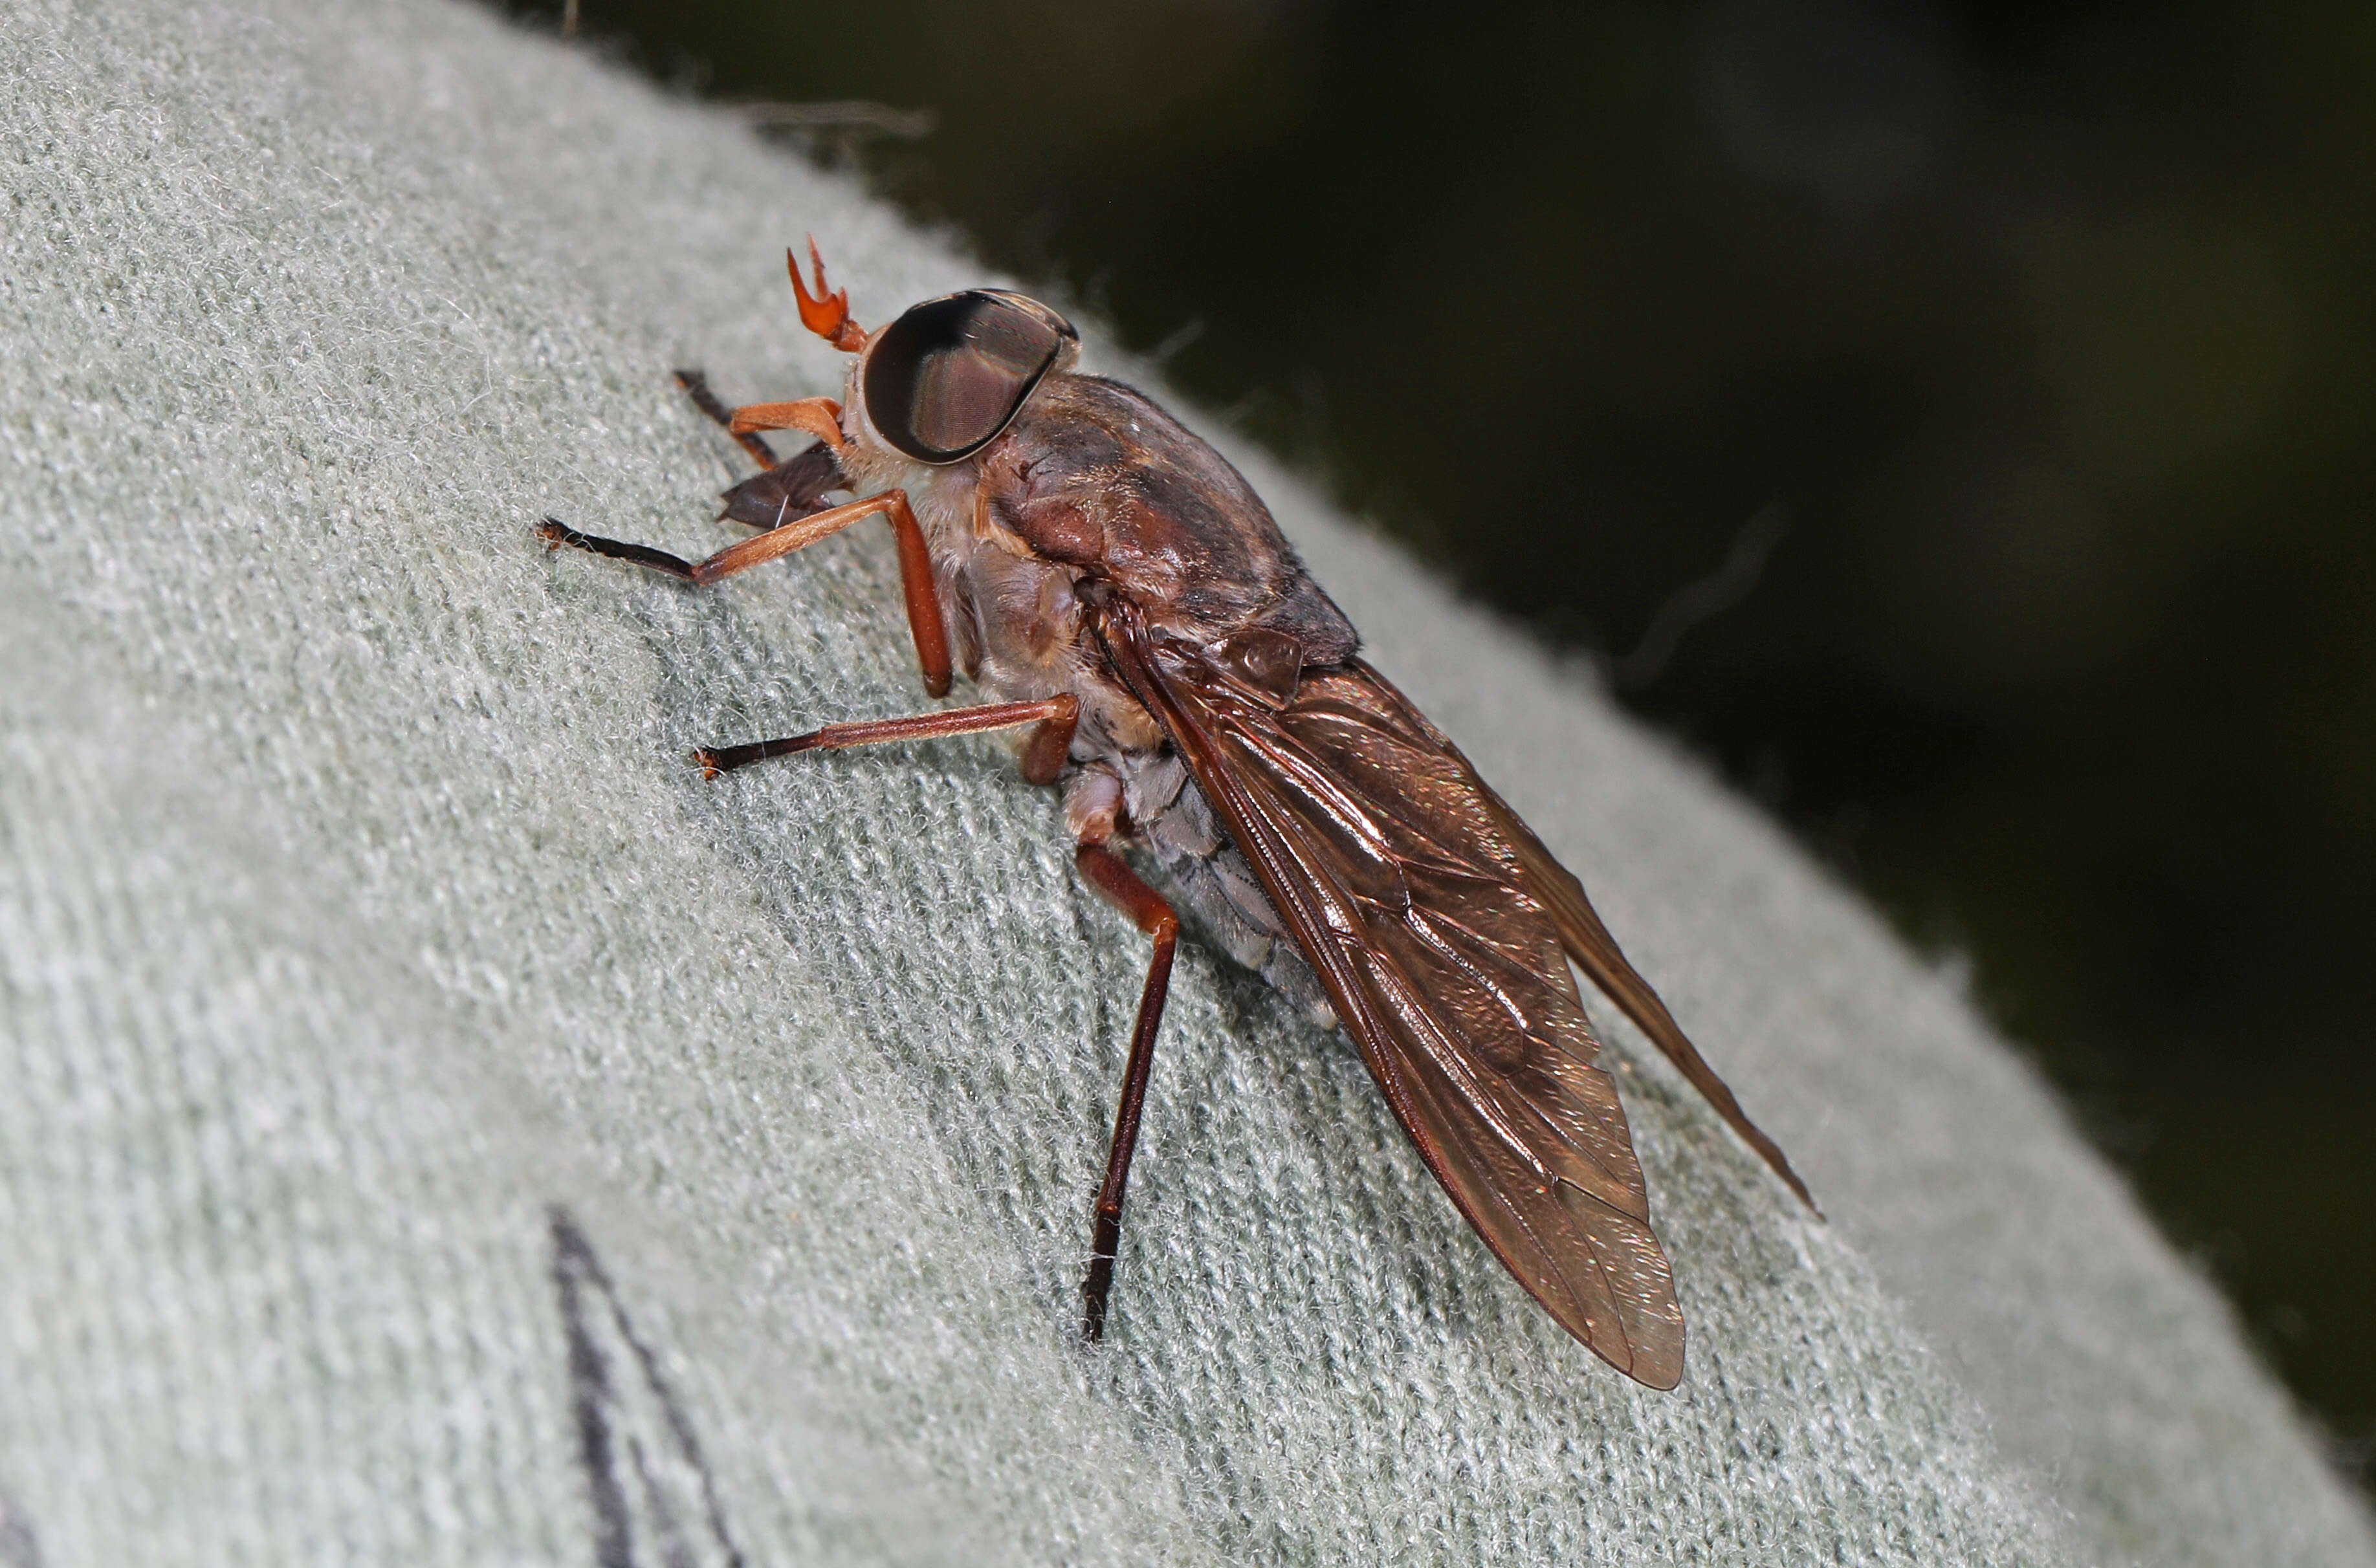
[508,0,2374,1470]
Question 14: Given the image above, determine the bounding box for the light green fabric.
[1,0,2368,1562]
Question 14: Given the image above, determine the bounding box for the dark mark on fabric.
[549,1206,747,1568]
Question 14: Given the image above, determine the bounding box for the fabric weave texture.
[1,0,2370,1563]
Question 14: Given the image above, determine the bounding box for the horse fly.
[538,241,1815,1388]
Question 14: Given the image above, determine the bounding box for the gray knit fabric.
[1,0,2368,1563]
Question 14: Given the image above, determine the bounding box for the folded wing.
[1099,609,1690,1386]
[1350,667,1817,1212]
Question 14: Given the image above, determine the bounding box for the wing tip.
[1541,1185,1689,1392]
[1550,1293,1685,1391]
[1629,1342,1686,1391]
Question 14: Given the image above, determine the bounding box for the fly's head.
[786,239,1079,496]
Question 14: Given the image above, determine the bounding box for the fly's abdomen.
[1126,753,1336,1028]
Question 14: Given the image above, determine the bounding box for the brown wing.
[1095,604,1687,1387]
[1346,670,1818,1214]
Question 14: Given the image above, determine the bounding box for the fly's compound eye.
[861,290,1078,464]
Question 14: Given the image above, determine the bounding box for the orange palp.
[789,237,867,353]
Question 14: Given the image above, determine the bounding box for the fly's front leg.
[537,487,954,698]
[1072,840,1179,1342]
[674,369,850,532]
[673,367,781,468]
[875,491,956,700]
[670,371,846,468]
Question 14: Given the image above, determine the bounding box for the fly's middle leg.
[691,693,1077,781]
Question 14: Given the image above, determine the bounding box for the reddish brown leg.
[538,487,954,698]
[674,368,780,468]
[695,693,1077,781]
[1073,841,1180,1341]
[879,495,954,699]
[727,397,846,451]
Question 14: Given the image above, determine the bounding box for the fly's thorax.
[947,534,1087,696]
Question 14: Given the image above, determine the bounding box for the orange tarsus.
[789,237,868,353]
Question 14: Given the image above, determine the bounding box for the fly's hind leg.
[675,677,1165,1338]
[1072,840,1179,1342]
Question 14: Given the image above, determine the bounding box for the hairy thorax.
[837,371,1349,1022]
